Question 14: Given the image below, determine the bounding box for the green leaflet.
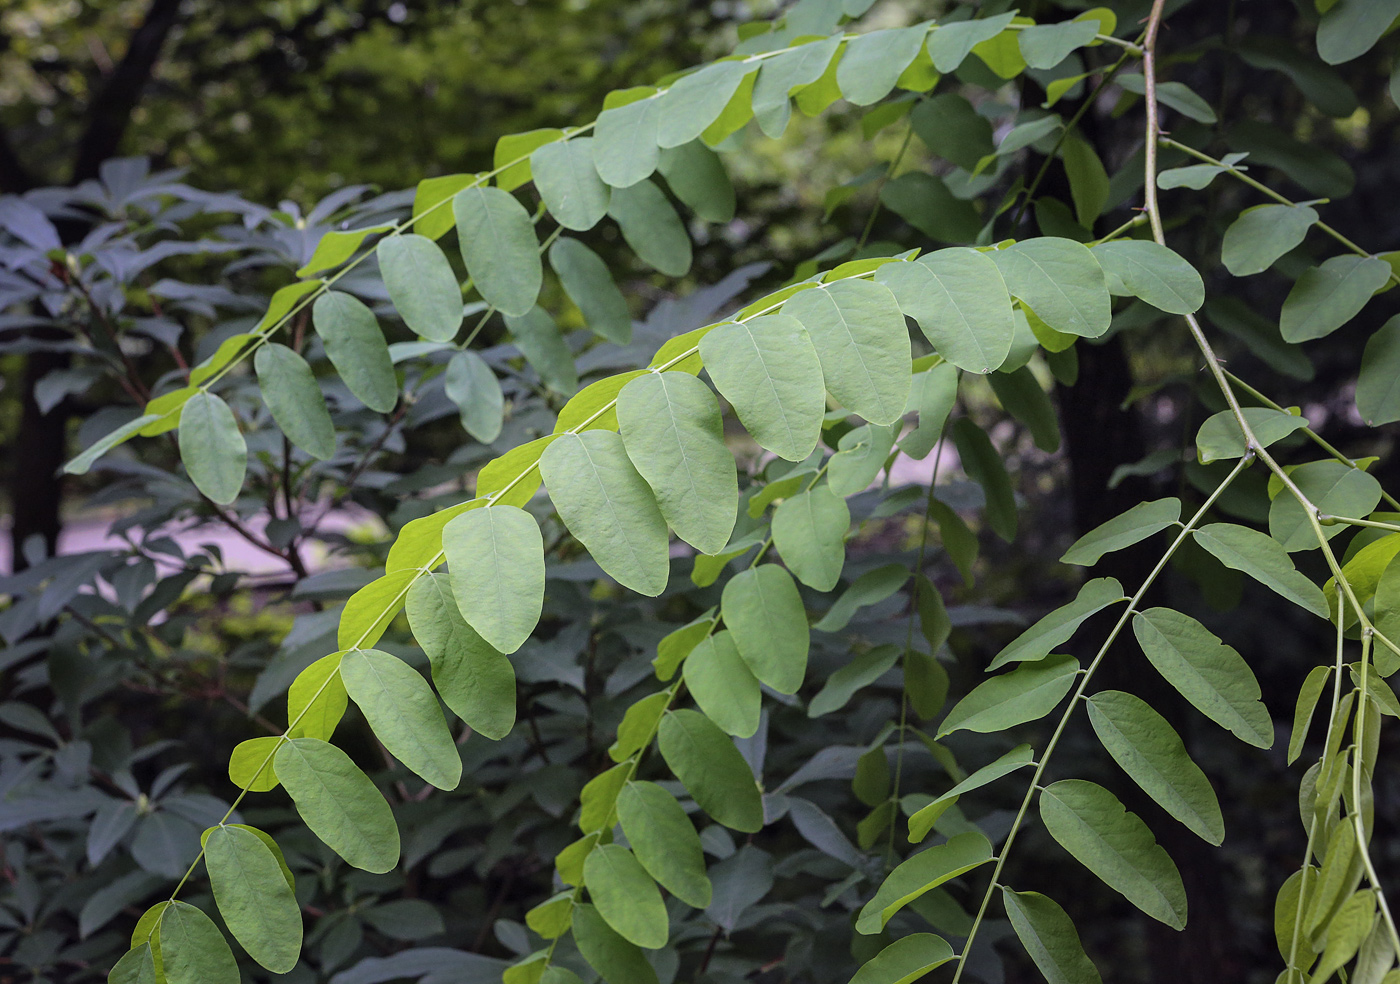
[228,736,281,793]
[444,349,504,443]
[287,651,348,740]
[376,234,462,342]
[526,892,575,939]
[1132,607,1274,747]
[828,423,897,497]
[478,436,555,506]
[809,644,901,719]
[178,392,245,505]
[442,504,544,654]
[1002,889,1104,984]
[1289,665,1331,765]
[683,631,761,738]
[772,485,849,591]
[855,831,993,934]
[911,95,994,172]
[1269,460,1382,551]
[338,568,416,651]
[253,343,335,459]
[571,903,660,984]
[579,763,630,834]
[653,611,716,681]
[900,361,958,460]
[1358,315,1400,426]
[1308,821,1360,937]
[340,648,461,790]
[815,563,908,633]
[988,366,1060,452]
[550,237,632,344]
[505,305,578,394]
[928,14,1015,72]
[453,185,542,318]
[531,138,610,231]
[109,943,158,984]
[1062,135,1109,227]
[1039,778,1187,929]
[989,577,1125,670]
[1117,73,1217,124]
[1087,690,1225,844]
[1090,240,1204,315]
[64,413,161,476]
[657,709,764,832]
[582,844,669,949]
[876,248,1013,374]
[839,26,928,106]
[157,901,239,984]
[610,692,670,762]
[1193,523,1329,617]
[1061,498,1181,566]
[540,430,671,596]
[989,238,1111,338]
[406,572,515,740]
[273,737,400,872]
[297,224,393,278]
[722,565,809,694]
[937,653,1079,738]
[312,290,398,413]
[1312,891,1377,983]
[1316,0,1400,64]
[204,825,301,972]
[1280,255,1391,343]
[413,174,476,238]
[951,417,1017,543]
[847,934,955,984]
[617,371,736,555]
[616,781,712,908]
[1018,20,1097,70]
[592,89,662,188]
[659,61,752,148]
[1195,406,1308,463]
[607,179,692,277]
[752,37,841,138]
[781,279,911,425]
[494,128,562,191]
[1221,204,1318,276]
[658,141,736,223]
[908,745,1033,843]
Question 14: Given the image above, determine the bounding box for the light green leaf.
[579,763,630,834]
[855,831,993,934]
[988,366,1060,452]
[781,279,911,425]
[1288,665,1331,766]
[989,577,1126,670]
[900,362,958,459]
[453,185,542,318]
[444,349,504,443]
[773,485,849,591]
[722,565,809,693]
[312,290,398,413]
[338,569,414,651]
[1132,607,1275,747]
[571,903,660,984]
[653,612,717,681]
[989,238,1111,338]
[1358,315,1400,426]
[178,392,245,505]
[550,238,632,344]
[1281,255,1391,343]
[158,901,239,984]
[1061,498,1181,566]
[1090,240,1203,315]
[297,225,392,277]
[1195,406,1308,463]
[815,563,908,633]
[273,737,400,872]
[228,737,281,793]
[109,943,158,984]
[442,504,545,654]
[684,630,761,738]
[593,89,661,189]
[809,644,901,718]
[951,417,1017,543]
[608,180,692,277]
[341,648,461,790]
[1018,20,1097,69]
[1062,136,1109,228]
[616,781,713,908]
[828,423,898,497]
[609,692,670,763]
[204,825,302,973]
[64,413,160,475]
[1116,72,1216,123]
[658,709,764,832]
[406,572,515,740]
[1317,0,1400,64]
[413,174,476,238]
[1087,690,1225,844]
[927,13,1016,73]
[582,844,669,949]
[752,37,841,138]
[847,934,955,984]
[531,138,611,231]
[1269,460,1382,551]
[1221,204,1318,277]
[1040,778,1187,929]
[287,651,348,740]
[700,315,825,461]
[541,430,671,596]
[659,61,752,147]
[1193,523,1329,617]
[506,305,578,395]
[254,343,335,459]
[658,141,736,223]
[494,128,563,191]
[937,653,1080,738]
[837,26,927,106]
[526,892,575,940]
[877,248,1013,373]
[1313,891,1378,983]
[377,234,462,342]
[908,745,1034,843]
[617,371,736,554]
[1002,889,1104,984]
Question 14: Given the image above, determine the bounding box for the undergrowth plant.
[13,0,1400,981]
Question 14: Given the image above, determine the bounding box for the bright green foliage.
[989,238,1111,338]
[878,248,1012,374]
[657,710,763,832]
[773,486,849,591]
[157,902,239,984]
[340,648,462,790]
[908,745,1034,842]
[616,781,712,907]
[442,505,545,654]
[583,844,669,948]
[608,180,692,277]
[1221,205,1318,276]
[722,565,809,694]
[683,631,760,737]
[1091,240,1204,315]
[847,934,955,984]
[203,825,302,972]
[273,738,400,873]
